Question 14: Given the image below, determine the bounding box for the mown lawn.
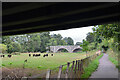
[1,50,96,70]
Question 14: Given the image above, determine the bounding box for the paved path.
[90,53,118,78]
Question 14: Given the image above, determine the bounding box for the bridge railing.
[45,52,102,79]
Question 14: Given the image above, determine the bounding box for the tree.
[2,36,12,45]
[0,44,7,53]
[80,39,89,57]
[47,38,57,46]
[59,40,67,45]
[92,24,119,52]
[49,34,67,46]
[75,42,82,45]
[2,31,74,53]
[67,37,74,45]
[88,42,96,50]
[11,42,21,52]
[63,37,74,45]
[40,32,50,52]
[86,32,94,43]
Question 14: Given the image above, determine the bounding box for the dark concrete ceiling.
[2,2,120,36]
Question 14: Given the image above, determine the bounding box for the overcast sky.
[50,26,94,44]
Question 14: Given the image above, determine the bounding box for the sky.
[50,26,94,44]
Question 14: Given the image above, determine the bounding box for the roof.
[2,2,119,36]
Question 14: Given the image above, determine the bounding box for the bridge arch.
[56,48,69,53]
[72,48,82,53]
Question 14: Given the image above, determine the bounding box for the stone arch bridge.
[49,46,82,53]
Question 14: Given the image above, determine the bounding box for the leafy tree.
[2,32,74,53]
[0,44,7,53]
[7,44,14,53]
[67,37,74,45]
[88,42,96,50]
[59,40,67,45]
[47,38,57,46]
[11,42,21,52]
[63,37,74,45]
[75,42,82,45]
[39,32,50,52]
[92,24,119,52]
[2,36,12,44]
[80,39,89,57]
[86,32,94,43]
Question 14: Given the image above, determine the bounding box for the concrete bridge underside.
[50,46,82,53]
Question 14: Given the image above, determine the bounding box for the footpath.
[89,53,118,78]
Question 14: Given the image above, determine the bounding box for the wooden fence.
[45,53,101,79]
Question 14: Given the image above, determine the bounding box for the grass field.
[1,51,96,69]
[1,50,97,77]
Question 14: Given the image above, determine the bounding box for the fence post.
[89,56,92,62]
[86,57,89,66]
[88,57,91,63]
[57,65,63,79]
[23,63,25,77]
[70,61,75,78]
[46,69,51,80]
[80,59,84,74]
[71,61,75,70]
[93,55,95,59]
[65,62,70,78]
[74,60,78,74]
[77,60,81,78]
[78,60,80,71]
[85,58,87,67]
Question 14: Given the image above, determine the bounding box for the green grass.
[1,50,97,70]
[1,51,99,77]
[107,49,119,70]
[109,56,119,70]
[81,53,103,78]
[1,52,94,70]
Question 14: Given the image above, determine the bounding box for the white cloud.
[50,26,94,44]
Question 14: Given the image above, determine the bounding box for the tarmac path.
[89,53,118,78]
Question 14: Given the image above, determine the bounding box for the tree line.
[83,23,119,54]
[1,32,74,53]
[1,23,119,54]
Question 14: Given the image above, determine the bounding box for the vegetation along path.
[90,53,118,78]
